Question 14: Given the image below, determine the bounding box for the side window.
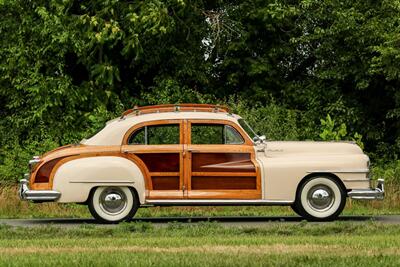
[128,124,180,145]
[225,125,245,144]
[129,127,145,145]
[191,124,244,145]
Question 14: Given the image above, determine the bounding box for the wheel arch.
[52,156,146,204]
[295,172,347,199]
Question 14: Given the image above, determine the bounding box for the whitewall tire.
[294,176,346,221]
[88,186,139,223]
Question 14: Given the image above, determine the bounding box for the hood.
[265,141,363,155]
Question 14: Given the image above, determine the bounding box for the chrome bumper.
[348,179,384,200]
[19,174,61,202]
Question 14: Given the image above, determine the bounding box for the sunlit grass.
[0,222,400,266]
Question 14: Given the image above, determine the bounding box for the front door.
[185,120,261,199]
[122,120,184,199]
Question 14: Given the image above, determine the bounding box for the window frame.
[187,119,252,146]
[123,120,184,145]
[190,123,245,145]
[128,124,181,145]
[224,125,245,145]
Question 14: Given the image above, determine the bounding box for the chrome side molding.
[348,179,384,200]
[19,177,61,202]
[144,199,293,206]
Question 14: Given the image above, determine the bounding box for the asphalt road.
[1,215,400,228]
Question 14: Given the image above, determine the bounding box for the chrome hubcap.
[307,185,334,211]
[99,188,127,215]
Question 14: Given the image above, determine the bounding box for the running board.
[143,199,293,207]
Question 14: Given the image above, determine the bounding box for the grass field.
[0,221,400,266]
[1,181,400,266]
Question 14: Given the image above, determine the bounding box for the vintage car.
[19,104,384,222]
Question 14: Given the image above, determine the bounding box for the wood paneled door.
[185,120,262,199]
[122,120,185,199]
[122,119,261,200]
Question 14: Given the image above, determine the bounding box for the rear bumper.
[348,179,384,200]
[19,174,61,202]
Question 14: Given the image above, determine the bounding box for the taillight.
[29,156,41,172]
[34,157,67,183]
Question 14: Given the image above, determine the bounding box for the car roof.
[82,111,243,146]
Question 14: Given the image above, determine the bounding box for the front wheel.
[293,176,346,221]
[88,186,139,223]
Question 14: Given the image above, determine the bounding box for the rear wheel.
[88,186,139,223]
[293,176,346,221]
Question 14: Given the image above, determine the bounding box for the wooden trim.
[192,172,256,177]
[187,145,255,153]
[34,156,69,183]
[148,190,185,199]
[191,176,257,190]
[30,183,52,190]
[145,199,293,205]
[149,172,180,177]
[188,190,261,199]
[187,119,253,146]
[123,145,184,153]
[121,104,230,118]
[183,119,189,198]
[122,119,184,145]
[124,153,152,192]
[252,153,262,192]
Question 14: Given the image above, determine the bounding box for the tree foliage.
[1,0,400,183]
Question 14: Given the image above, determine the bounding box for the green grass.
[0,222,400,266]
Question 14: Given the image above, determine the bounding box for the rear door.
[185,120,261,199]
[122,120,184,199]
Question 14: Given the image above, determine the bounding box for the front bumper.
[348,178,385,200]
[19,174,61,202]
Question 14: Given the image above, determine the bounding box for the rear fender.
[52,156,146,204]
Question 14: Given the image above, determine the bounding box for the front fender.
[52,156,146,204]
[259,153,369,201]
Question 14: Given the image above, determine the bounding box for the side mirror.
[253,135,266,143]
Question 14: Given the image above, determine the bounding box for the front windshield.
[238,119,258,141]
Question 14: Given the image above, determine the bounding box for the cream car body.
[19,104,384,222]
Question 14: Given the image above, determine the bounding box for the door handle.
[187,149,200,153]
